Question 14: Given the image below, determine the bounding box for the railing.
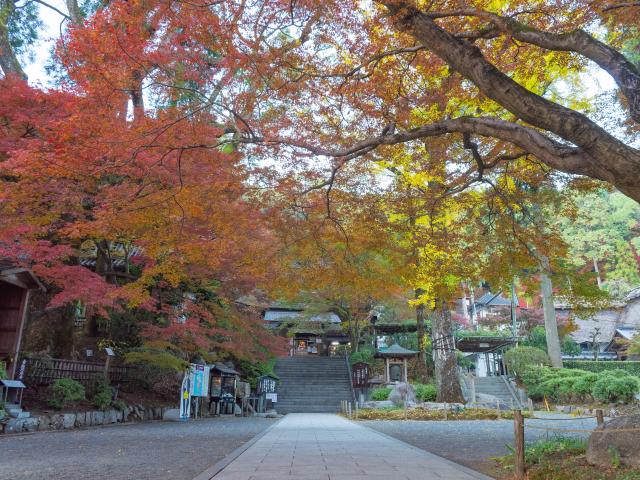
[19,357,136,386]
[500,374,524,410]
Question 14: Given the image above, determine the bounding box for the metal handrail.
[500,374,523,410]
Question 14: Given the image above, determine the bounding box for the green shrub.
[89,376,113,410]
[521,365,640,403]
[414,383,437,402]
[112,399,127,411]
[504,347,550,378]
[564,361,640,377]
[48,379,85,410]
[350,347,375,366]
[497,436,587,468]
[371,387,392,401]
[0,362,7,379]
[592,370,640,403]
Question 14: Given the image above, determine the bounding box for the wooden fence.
[18,357,136,386]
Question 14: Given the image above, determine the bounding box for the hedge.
[564,361,640,377]
[521,365,640,403]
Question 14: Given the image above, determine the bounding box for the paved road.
[363,413,598,474]
[208,413,492,480]
[0,417,274,480]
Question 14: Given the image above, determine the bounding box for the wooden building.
[0,260,44,379]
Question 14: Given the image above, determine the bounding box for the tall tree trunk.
[468,284,477,330]
[0,1,27,79]
[593,257,603,289]
[65,0,84,25]
[539,257,563,368]
[415,288,426,365]
[431,299,464,403]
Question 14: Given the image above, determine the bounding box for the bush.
[592,370,640,403]
[521,365,640,403]
[89,376,113,410]
[414,383,437,402]
[48,379,85,410]
[564,360,640,377]
[371,387,392,401]
[349,346,375,366]
[504,346,550,378]
[0,362,7,379]
[124,348,185,399]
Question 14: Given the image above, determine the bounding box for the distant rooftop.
[475,292,512,307]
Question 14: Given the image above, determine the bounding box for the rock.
[62,413,76,429]
[420,402,465,411]
[362,400,394,409]
[92,411,105,425]
[23,417,39,432]
[50,414,64,429]
[388,383,417,407]
[163,408,182,421]
[105,409,118,424]
[3,418,25,433]
[75,412,87,427]
[37,415,51,430]
[587,415,640,467]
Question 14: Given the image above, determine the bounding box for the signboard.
[189,364,210,397]
[257,376,277,395]
[179,372,191,421]
[265,393,277,402]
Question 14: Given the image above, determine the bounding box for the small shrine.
[375,344,418,384]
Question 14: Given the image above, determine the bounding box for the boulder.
[37,415,51,430]
[420,402,465,412]
[362,400,394,409]
[62,413,76,429]
[3,418,25,433]
[92,410,105,425]
[75,412,87,427]
[388,383,416,407]
[162,408,182,421]
[50,414,64,429]
[587,415,640,467]
[23,417,39,432]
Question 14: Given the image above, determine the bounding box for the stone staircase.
[474,376,523,408]
[274,356,354,414]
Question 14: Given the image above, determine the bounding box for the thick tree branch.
[377,1,640,201]
[424,7,640,124]
[270,117,600,180]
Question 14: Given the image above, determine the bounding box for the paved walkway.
[207,414,492,480]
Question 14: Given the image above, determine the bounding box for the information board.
[189,364,210,397]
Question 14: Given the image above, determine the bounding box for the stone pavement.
[207,414,493,480]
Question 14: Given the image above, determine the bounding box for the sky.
[24,0,68,84]
[27,2,617,91]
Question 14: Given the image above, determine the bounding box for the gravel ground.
[362,413,598,474]
[0,416,275,480]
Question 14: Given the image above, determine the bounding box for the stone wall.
[1,404,168,434]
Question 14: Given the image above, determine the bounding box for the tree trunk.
[415,288,426,365]
[379,1,640,201]
[431,299,464,403]
[539,259,563,368]
[0,1,27,79]
[65,0,84,25]
[593,257,603,289]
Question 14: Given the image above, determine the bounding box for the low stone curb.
[1,404,169,434]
